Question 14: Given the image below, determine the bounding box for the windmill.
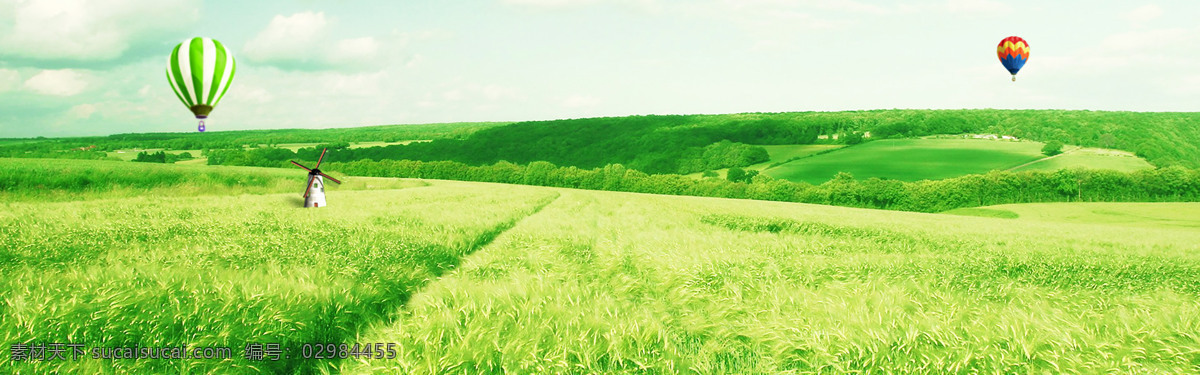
[290,148,342,208]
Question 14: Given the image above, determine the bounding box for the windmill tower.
[290,148,342,208]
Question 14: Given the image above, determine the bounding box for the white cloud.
[0,0,199,62]
[807,0,887,15]
[502,0,663,13]
[442,89,464,101]
[478,84,520,100]
[562,94,600,108]
[332,37,380,63]
[1169,75,1200,95]
[714,0,887,14]
[0,68,20,92]
[503,0,598,7]
[234,85,274,104]
[434,84,520,104]
[1100,28,1193,53]
[944,0,1011,14]
[694,0,882,35]
[1036,26,1200,80]
[24,69,88,96]
[67,103,97,119]
[244,12,422,72]
[243,11,330,65]
[1125,4,1163,25]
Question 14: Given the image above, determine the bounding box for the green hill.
[5,160,1200,373]
[192,110,1197,179]
[6,110,1200,178]
[1011,146,1153,172]
[305,110,1200,174]
[759,139,1153,184]
[763,139,1043,183]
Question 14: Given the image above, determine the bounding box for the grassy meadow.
[0,177,558,373]
[1012,147,1154,173]
[341,189,1200,373]
[3,159,1199,373]
[761,139,1152,184]
[946,202,1200,229]
[0,158,419,202]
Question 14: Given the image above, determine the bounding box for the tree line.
[0,122,503,153]
[5,110,1199,170]
[216,110,1200,172]
[322,158,1200,213]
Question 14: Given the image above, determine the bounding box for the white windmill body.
[304,174,327,208]
[291,148,342,208]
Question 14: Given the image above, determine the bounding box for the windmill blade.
[315,148,328,169]
[317,172,342,184]
[291,160,312,171]
[304,174,316,198]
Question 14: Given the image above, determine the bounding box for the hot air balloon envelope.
[166,37,235,128]
[997,36,1029,80]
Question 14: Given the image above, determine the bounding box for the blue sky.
[1,0,1197,137]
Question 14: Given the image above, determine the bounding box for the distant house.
[968,134,1019,141]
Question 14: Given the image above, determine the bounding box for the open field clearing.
[0,182,558,373]
[1012,147,1154,173]
[945,202,1200,229]
[346,186,1200,373]
[759,145,844,167]
[761,139,1154,184]
[348,140,431,149]
[251,140,433,151]
[764,139,1046,183]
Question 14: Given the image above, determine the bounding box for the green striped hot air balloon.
[166,37,235,132]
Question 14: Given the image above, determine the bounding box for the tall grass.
[0,158,421,202]
[5,160,1200,373]
[347,189,1200,374]
[0,182,558,373]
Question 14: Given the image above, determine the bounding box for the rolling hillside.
[3,160,1200,373]
[1011,146,1153,172]
[758,139,1153,184]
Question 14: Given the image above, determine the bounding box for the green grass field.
[1012,147,1154,173]
[0,158,415,202]
[764,139,1045,184]
[1,177,557,373]
[761,139,1153,184]
[3,159,1199,373]
[945,202,1200,229]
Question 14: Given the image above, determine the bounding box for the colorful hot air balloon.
[166,37,235,132]
[997,36,1029,82]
